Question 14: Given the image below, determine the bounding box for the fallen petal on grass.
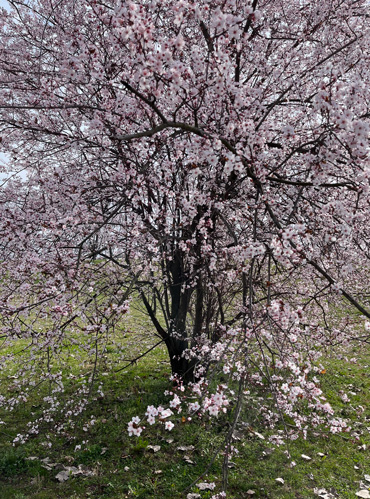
[55,470,70,482]
[313,488,336,498]
[197,482,216,490]
[356,491,370,498]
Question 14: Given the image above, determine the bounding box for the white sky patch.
[0,152,9,181]
[0,0,10,11]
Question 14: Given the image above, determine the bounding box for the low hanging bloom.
[164,420,174,431]
[127,416,143,437]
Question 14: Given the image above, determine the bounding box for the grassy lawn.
[1,309,370,498]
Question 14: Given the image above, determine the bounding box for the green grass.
[0,344,222,499]
[1,317,370,497]
[226,352,370,499]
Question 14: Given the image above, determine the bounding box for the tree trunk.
[165,336,196,383]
